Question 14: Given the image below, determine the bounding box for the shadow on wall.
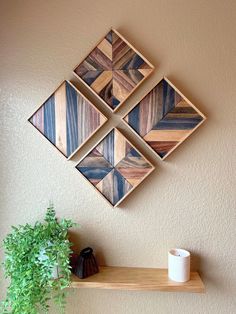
[69,230,106,266]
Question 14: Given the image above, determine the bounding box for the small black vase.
[75,247,99,279]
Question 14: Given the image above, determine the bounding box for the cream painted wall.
[0,0,236,313]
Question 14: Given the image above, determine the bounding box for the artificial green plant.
[1,206,77,314]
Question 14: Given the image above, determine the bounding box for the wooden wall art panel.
[124,77,206,160]
[73,28,154,111]
[76,128,154,207]
[29,81,107,159]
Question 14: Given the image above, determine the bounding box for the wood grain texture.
[97,38,112,60]
[124,77,206,160]
[116,156,152,186]
[70,266,205,293]
[90,71,112,93]
[73,29,154,111]
[29,81,107,159]
[55,83,67,155]
[76,128,154,207]
[143,130,191,142]
[96,169,133,205]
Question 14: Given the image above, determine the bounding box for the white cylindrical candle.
[168,248,190,282]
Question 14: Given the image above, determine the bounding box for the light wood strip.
[96,169,114,204]
[175,100,191,108]
[54,82,67,155]
[70,266,205,293]
[117,168,150,187]
[138,68,153,77]
[164,77,207,120]
[91,71,112,93]
[113,78,129,103]
[114,129,127,165]
[97,38,112,60]
[124,178,140,186]
[144,130,190,142]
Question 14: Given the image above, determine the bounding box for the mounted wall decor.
[73,28,154,111]
[76,128,154,207]
[29,80,107,159]
[123,77,206,159]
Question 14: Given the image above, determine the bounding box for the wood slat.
[123,77,206,160]
[70,266,205,293]
[90,71,112,93]
[97,38,112,60]
[75,128,155,207]
[144,129,190,142]
[73,28,154,111]
[29,80,107,160]
[54,82,67,155]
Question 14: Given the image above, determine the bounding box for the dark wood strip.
[147,141,178,157]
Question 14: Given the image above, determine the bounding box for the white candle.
[168,248,190,282]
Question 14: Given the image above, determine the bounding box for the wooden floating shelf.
[70,266,205,293]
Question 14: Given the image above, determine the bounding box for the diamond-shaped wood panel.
[29,81,107,159]
[124,77,206,160]
[76,128,154,207]
[74,28,154,111]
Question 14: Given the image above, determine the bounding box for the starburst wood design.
[124,77,206,160]
[73,28,154,111]
[29,81,107,159]
[76,128,154,207]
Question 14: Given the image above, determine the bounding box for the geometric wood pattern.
[29,80,107,159]
[73,28,154,112]
[76,128,154,207]
[124,77,206,160]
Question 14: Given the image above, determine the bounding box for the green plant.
[1,205,78,314]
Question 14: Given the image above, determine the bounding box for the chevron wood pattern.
[124,77,206,160]
[74,28,154,111]
[29,81,107,159]
[76,128,154,207]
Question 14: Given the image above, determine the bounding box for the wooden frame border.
[73,28,155,112]
[122,76,207,161]
[28,80,108,160]
[75,127,155,207]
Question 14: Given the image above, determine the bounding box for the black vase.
[70,252,79,274]
[75,247,99,279]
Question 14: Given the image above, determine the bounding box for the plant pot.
[52,265,60,279]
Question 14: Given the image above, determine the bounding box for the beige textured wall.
[1,0,236,313]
